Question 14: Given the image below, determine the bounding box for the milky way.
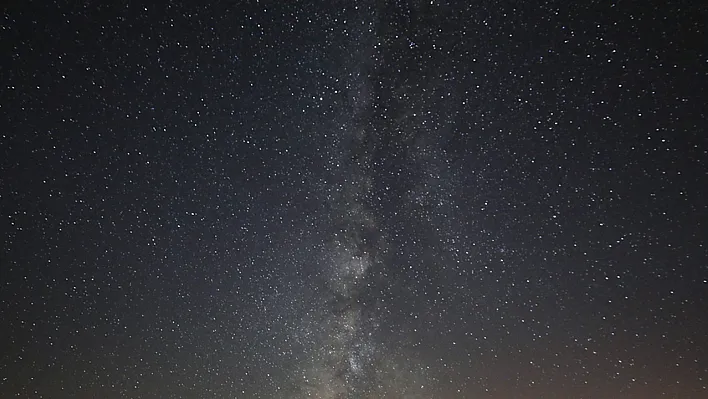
[274,10,429,395]
[273,6,466,396]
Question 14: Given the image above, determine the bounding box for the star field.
[1,1,707,398]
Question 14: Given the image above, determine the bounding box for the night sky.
[1,1,707,398]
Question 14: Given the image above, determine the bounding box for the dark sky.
[1,1,707,398]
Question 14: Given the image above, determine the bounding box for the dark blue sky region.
[1,1,707,398]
